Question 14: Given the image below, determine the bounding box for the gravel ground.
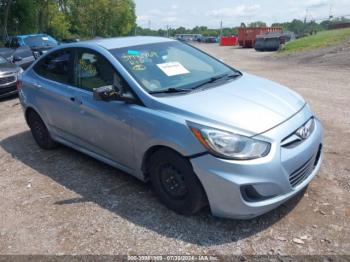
[0,43,349,256]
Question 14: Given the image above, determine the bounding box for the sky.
[134,0,350,29]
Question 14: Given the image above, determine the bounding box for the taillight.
[16,80,22,90]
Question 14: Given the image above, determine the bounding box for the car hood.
[156,73,306,134]
[0,62,19,74]
[0,48,14,58]
[30,45,56,52]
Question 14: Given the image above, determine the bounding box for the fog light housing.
[241,185,277,202]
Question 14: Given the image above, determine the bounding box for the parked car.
[18,37,323,219]
[5,34,58,58]
[204,36,218,43]
[61,38,80,43]
[197,36,218,43]
[0,55,23,98]
[0,45,35,69]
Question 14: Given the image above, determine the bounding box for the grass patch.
[281,28,350,53]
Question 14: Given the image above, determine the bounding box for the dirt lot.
[0,43,349,256]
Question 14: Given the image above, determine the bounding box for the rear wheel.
[149,148,207,215]
[27,110,57,149]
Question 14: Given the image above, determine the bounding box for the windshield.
[111,41,238,94]
[0,56,8,64]
[24,35,58,47]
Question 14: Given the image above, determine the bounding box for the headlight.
[18,67,24,75]
[189,123,271,160]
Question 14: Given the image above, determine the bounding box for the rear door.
[32,48,82,142]
[70,48,135,168]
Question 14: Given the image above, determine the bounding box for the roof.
[16,34,49,38]
[84,36,175,50]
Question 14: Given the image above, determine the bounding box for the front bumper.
[190,108,323,219]
[0,73,18,98]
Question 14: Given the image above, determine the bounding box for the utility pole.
[304,8,308,24]
[220,20,223,38]
[329,4,334,20]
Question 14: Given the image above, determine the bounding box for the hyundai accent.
[18,37,323,219]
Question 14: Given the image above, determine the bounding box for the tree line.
[272,17,350,37]
[1,0,136,41]
[1,0,349,43]
[137,18,350,38]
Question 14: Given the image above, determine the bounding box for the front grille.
[289,144,322,187]
[0,75,16,86]
[281,118,315,148]
[0,85,16,95]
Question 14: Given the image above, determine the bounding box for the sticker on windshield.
[127,50,140,55]
[157,62,190,76]
[42,37,49,41]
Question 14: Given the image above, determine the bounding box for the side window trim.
[33,48,75,86]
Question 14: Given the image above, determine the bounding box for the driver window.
[76,51,122,92]
[10,38,20,48]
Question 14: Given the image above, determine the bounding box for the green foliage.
[8,0,37,34]
[135,26,237,37]
[271,19,334,37]
[1,0,136,40]
[281,28,350,53]
[248,21,267,28]
[47,2,71,40]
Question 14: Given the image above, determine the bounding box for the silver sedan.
[18,36,323,219]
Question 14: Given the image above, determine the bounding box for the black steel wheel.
[149,148,207,215]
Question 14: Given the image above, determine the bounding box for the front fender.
[130,106,206,178]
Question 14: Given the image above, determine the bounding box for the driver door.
[71,48,135,169]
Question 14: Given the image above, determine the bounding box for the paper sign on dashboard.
[157,62,190,76]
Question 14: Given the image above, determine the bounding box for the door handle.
[70,97,83,105]
[33,83,42,88]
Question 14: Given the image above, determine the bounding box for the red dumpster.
[238,27,282,48]
[220,36,238,46]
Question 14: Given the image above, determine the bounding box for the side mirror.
[93,85,135,103]
[93,85,117,101]
[33,51,40,59]
[13,56,22,62]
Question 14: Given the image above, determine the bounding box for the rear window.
[34,50,72,84]
[24,36,58,47]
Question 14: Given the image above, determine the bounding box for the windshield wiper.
[149,87,190,94]
[191,72,240,91]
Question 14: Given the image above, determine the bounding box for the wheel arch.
[141,145,206,182]
[24,106,38,125]
[142,145,178,180]
[24,106,48,129]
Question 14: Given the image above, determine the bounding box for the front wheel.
[149,149,207,215]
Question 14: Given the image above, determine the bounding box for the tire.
[27,110,57,150]
[149,148,207,215]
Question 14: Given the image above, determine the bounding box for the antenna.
[220,21,223,37]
